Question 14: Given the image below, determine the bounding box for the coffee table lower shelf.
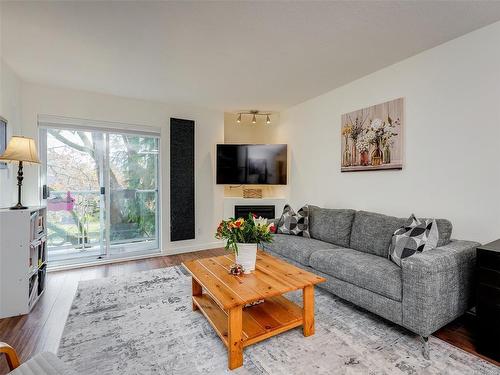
[192,294,303,348]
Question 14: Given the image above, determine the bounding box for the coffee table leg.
[228,305,243,370]
[192,278,202,311]
[303,285,315,337]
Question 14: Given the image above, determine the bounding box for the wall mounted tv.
[216,144,287,185]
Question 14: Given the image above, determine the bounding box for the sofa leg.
[420,336,430,360]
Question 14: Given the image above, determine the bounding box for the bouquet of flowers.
[348,116,366,143]
[356,131,371,152]
[341,124,353,137]
[215,214,276,254]
[365,117,399,146]
[380,116,399,148]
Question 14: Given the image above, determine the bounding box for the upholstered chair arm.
[0,342,21,371]
[400,240,479,337]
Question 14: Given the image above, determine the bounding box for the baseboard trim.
[164,241,224,256]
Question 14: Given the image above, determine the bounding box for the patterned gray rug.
[58,266,499,374]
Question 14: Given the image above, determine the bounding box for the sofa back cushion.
[308,206,356,247]
[423,218,453,247]
[350,211,454,258]
[350,211,406,257]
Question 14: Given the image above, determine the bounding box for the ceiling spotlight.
[235,110,272,125]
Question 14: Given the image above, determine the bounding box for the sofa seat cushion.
[262,234,339,266]
[308,206,356,247]
[309,248,403,301]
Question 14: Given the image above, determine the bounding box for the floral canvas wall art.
[341,98,403,172]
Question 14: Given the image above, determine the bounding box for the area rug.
[58,266,499,374]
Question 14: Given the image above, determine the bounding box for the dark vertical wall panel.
[170,118,195,241]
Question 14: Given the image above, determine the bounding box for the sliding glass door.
[40,126,160,266]
[107,134,159,256]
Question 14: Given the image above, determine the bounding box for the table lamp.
[0,136,40,210]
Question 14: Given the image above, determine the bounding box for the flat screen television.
[216,144,287,185]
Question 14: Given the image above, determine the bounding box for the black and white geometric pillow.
[277,204,310,237]
[276,204,293,229]
[389,214,439,267]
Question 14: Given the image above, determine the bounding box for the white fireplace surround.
[223,197,287,220]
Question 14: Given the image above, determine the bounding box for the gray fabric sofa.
[262,206,479,357]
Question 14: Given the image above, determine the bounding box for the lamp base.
[10,203,28,210]
[10,161,27,210]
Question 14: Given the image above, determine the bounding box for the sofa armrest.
[401,240,479,337]
[0,342,21,371]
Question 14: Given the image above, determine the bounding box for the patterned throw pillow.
[277,204,310,237]
[389,214,439,267]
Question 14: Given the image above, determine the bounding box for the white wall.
[279,21,500,244]
[20,82,224,254]
[224,112,280,144]
[0,62,22,208]
[0,1,2,111]
[223,112,288,198]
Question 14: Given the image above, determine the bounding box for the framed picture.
[341,98,404,172]
[0,117,7,169]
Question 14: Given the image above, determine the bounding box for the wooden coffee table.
[182,250,326,370]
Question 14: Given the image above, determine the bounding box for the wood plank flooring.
[434,313,499,366]
[0,248,497,373]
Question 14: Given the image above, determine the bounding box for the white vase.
[235,243,258,274]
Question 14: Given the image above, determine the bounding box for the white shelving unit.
[0,206,47,319]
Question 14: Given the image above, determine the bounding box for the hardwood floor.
[434,313,499,367]
[0,248,497,373]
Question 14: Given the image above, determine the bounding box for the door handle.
[42,185,50,199]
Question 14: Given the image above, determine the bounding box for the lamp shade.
[0,136,40,164]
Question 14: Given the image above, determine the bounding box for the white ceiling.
[3,1,500,111]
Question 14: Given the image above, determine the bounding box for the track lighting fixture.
[234,110,272,125]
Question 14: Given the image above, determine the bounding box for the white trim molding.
[38,114,161,136]
[165,241,224,256]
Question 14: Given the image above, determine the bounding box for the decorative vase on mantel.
[371,141,383,166]
[235,243,258,274]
